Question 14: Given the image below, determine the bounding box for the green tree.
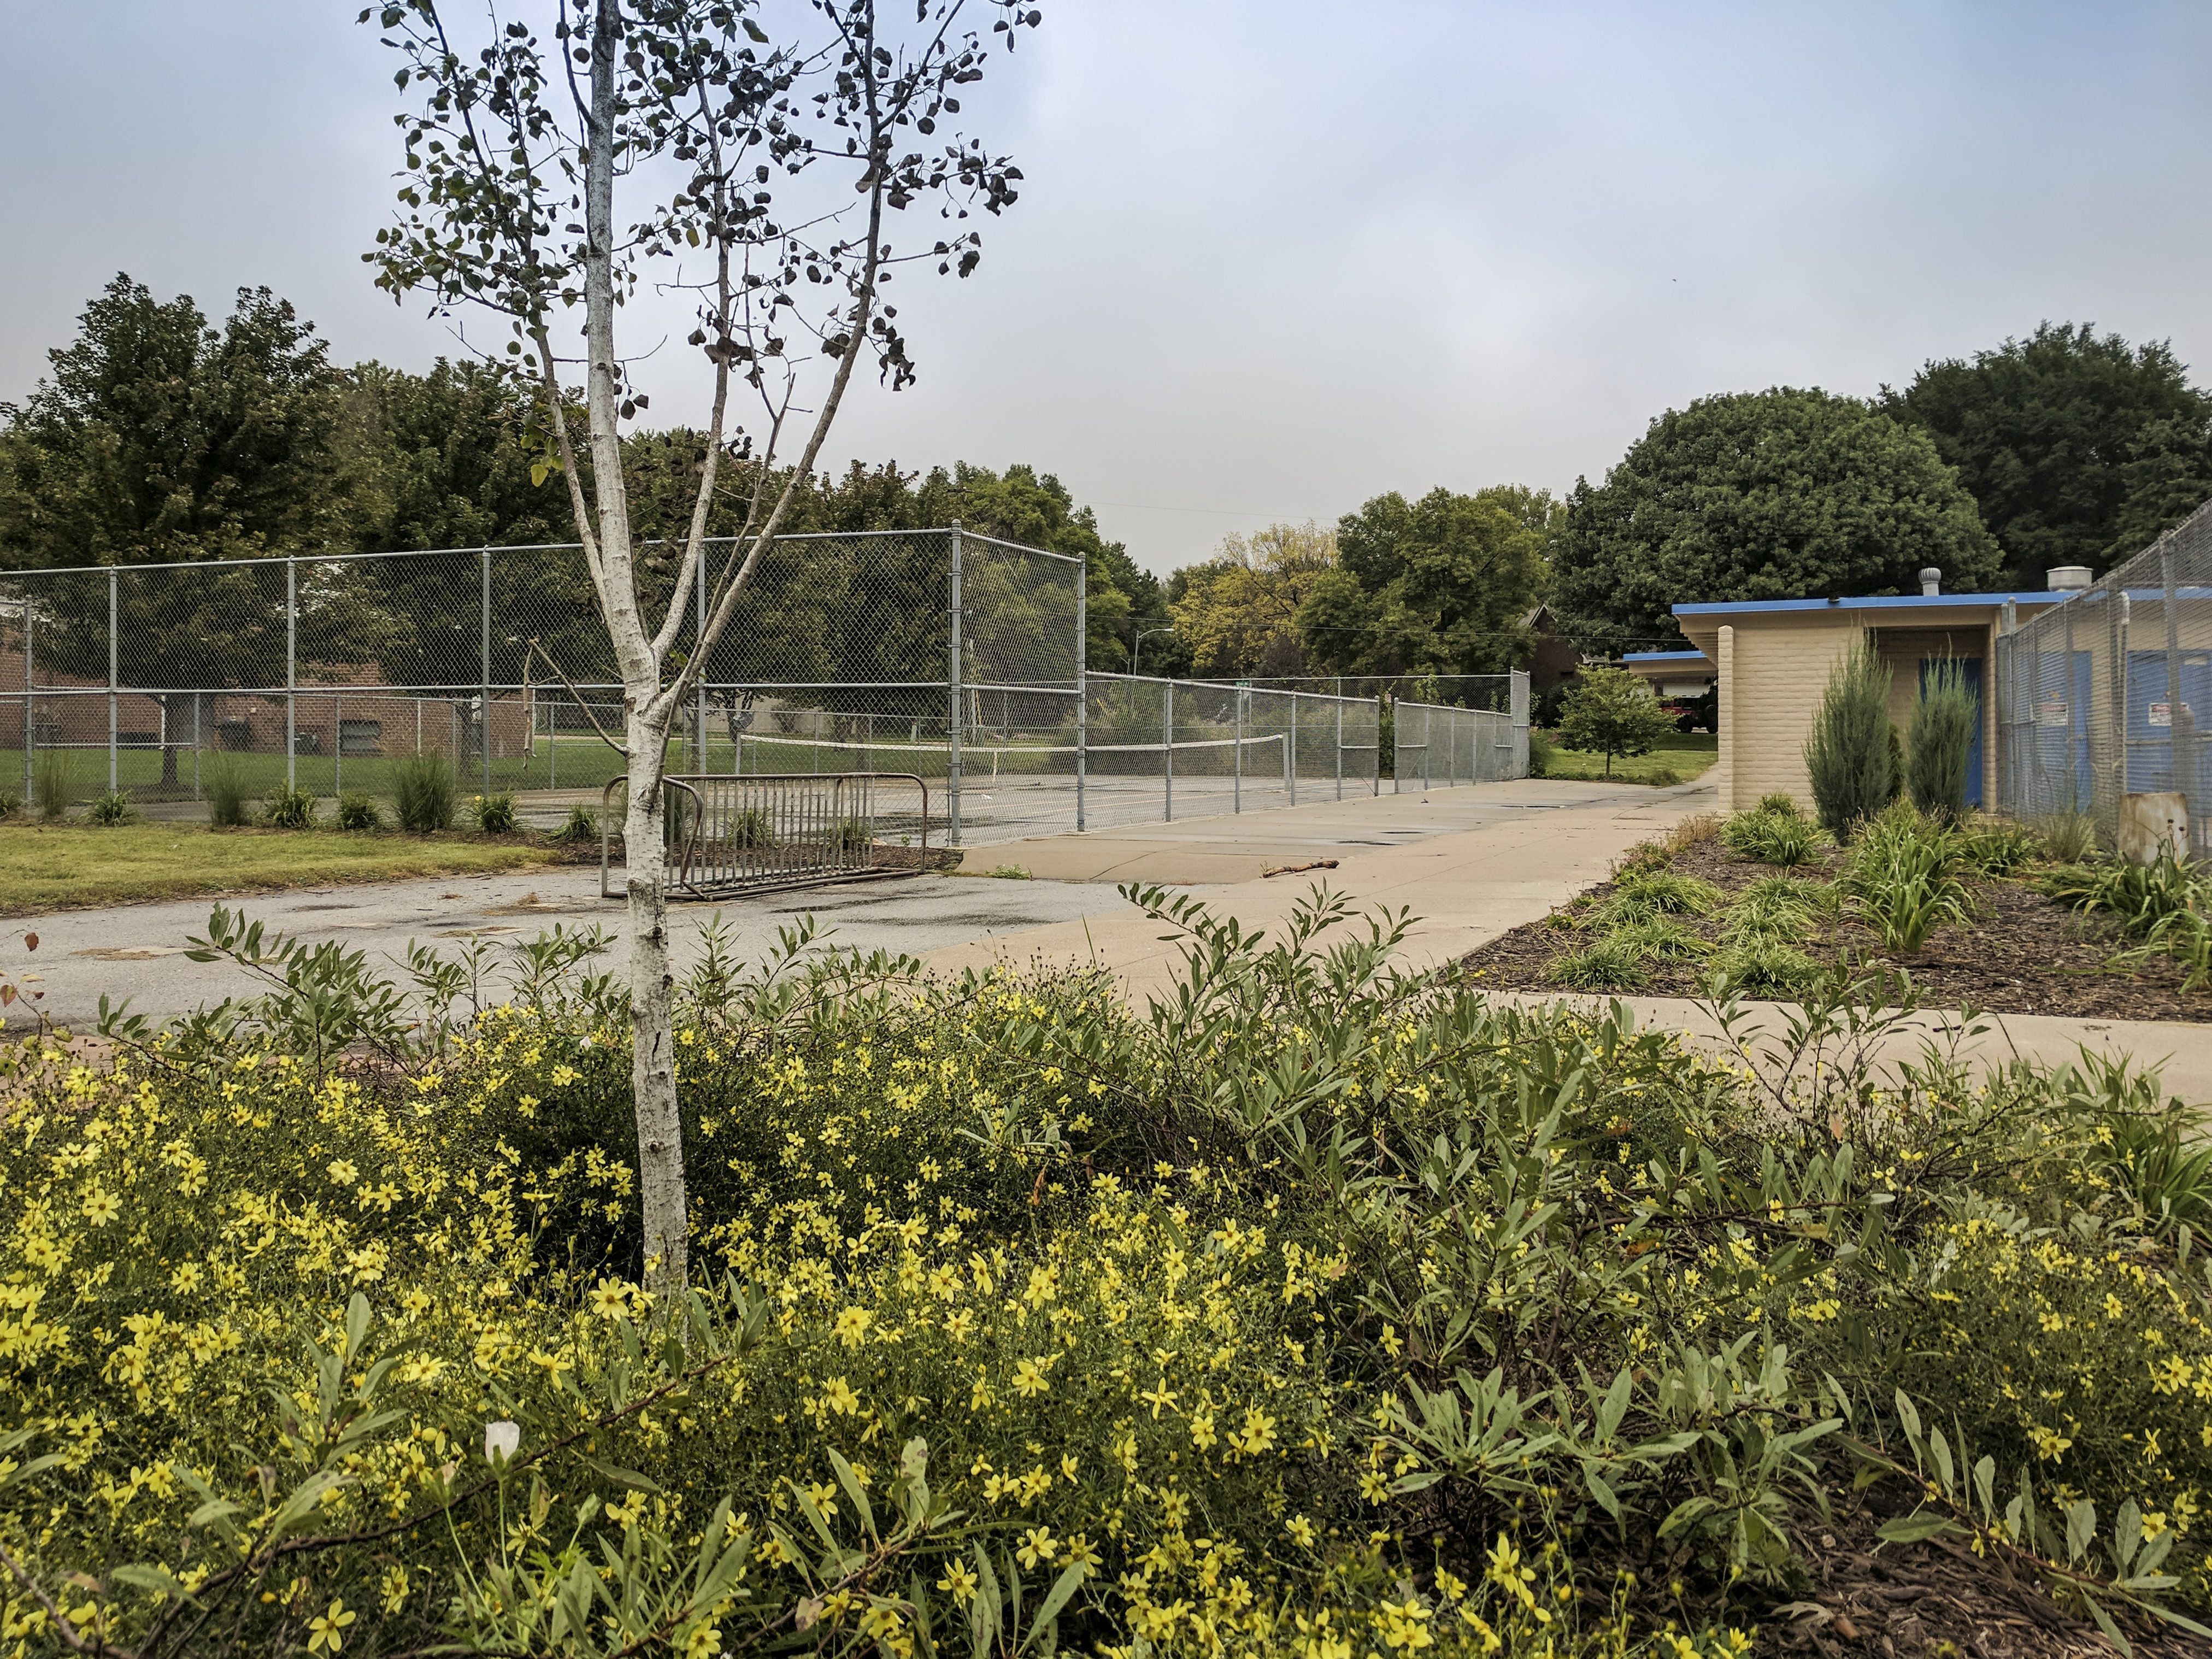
[1881,321,2212,586]
[370,0,1033,1301]
[0,275,370,785]
[1169,522,1336,677]
[1298,486,1551,679]
[1555,665,1676,776]
[1551,389,2002,652]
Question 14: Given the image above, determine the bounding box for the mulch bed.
[1756,1503,2212,1656]
[1462,834,2212,1025]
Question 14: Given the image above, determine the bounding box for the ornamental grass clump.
[9,883,2212,1653]
[1906,657,1978,825]
[1843,803,1973,953]
[1804,637,1893,842]
[1719,799,1825,868]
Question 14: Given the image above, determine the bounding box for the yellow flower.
[936,1560,979,1604]
[1285,1515,1316,1549]
[834,1307,873,1349]
[327,1159,358,1186]
[82,1189,121,1228]
[1012,1358,1050,1398]
[821,1377,861,1416]
[308,1599,357,1654]
[379,1568,410,1614]
[1016,1527,1058,1569]
[588,1279,632,1319]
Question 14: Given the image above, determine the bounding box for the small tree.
[1557,666,1676,776]
[366,0,1034,1303]
[1908,657,1976,824]
[1805,636,1893,840]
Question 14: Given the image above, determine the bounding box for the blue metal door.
[2124,651,2212,794]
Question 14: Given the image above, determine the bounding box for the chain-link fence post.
[948,522,963,847]
[285,557,297,791]
[693,545,708,775]
[1074,556,1087,832]
[1163,679,1175,822]
[479,548,493,796]
[1233,683,1243,813]
[19,599,32,808]
[1510,669,1529,778]
[106,566,118,793]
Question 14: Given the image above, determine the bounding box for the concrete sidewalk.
[923,779,1713,994]
[4,779,1690,1028]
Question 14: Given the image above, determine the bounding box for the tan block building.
[1671,592,2074,815]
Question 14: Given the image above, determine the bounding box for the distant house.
[1620,649,1716,701]
[1522,604,1583,697]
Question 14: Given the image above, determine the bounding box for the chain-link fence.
[1995,499,2212,854]
[0,531,1531,847]
[1391,676,1528,791]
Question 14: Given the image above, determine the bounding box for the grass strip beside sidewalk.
[0,823,566,915]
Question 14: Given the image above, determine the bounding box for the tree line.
[0,275,1174,692]
[8,278,2211,685]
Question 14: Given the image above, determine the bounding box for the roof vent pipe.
[1919,568,1942,597]
[2046,565,2092,592]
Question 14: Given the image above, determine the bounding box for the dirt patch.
[1463,836,2212,1025]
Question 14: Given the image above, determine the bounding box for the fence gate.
[600,772,938,899]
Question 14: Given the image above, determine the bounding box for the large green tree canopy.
[1880,321,2212,587]
[0,273,341,570]
[1297,485,1554,679]
[1550,387,2002,651]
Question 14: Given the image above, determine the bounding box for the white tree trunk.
[621,707,687,1300]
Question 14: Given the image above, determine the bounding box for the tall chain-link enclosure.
[1995,499,2212,854]
[0,528,1530,848]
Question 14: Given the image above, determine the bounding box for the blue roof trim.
[1673,591,2071,617]
[1622,650,1710,662]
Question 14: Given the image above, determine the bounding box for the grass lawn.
[1535,730,1716,785]
[0,823,568,915]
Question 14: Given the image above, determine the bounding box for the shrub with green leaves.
[1844,804,1972,952]
[1906,658,1977,825]
[2035,808,2098,864]
[555,802,599,843]
[202,751,251,827]
[1804,636,1892,841]
[393,751,458,833]
[86,789,133,826]
[0,789,18,820]
[1719,801,1823,868]
[1545,932,1650,990]
[1708,938,1821,997]
[32,750,72,821]
[1591,868,1722,927]
[470,790,519,834]
[1955,815,2039,876]
[335,791,384,832]
[261,781,318,829]
[10,885,2212,1654]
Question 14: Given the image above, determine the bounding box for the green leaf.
[2066,1498,2097,1566]
[581,1457,663,1495]
[1875,1511,1957,1544]
[1020,1561,1089,1655]
[826,1448,876,1539]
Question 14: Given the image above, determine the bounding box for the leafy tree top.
[1551,387,2001,652]
[1880,321,2212,586]
[1298,486,1551,680]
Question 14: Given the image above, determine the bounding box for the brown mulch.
[1752,1502,2212,1657]
[1462,835,2212,1025]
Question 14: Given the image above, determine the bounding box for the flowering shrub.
[2,884,2210,1655]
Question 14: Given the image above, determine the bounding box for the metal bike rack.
[599,771,935,899]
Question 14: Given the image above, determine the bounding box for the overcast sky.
[4,2,2210,573]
